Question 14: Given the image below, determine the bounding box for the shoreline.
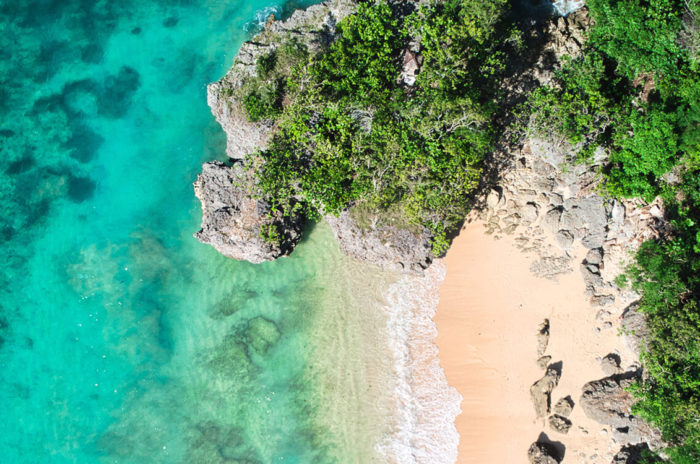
[434,218,638,463]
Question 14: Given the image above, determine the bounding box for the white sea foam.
[377,262,462,464]
[551,0,586,16]
[244,6,281,34]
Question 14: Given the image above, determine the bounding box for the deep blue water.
[0,1,382,463]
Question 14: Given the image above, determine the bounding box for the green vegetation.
[245,0,517,254]
[241,39,309,122]
[527,1,699,461]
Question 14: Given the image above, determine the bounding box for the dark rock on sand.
[537,319,551,356]
[553,396,574,417]
[548,414,572,434]
[528,441,561,464]
[537,355,552,370]
[531,364,561,418]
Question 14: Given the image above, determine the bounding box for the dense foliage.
[528,1,699,461]
[244,0,516,254]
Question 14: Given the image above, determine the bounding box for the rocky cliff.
[194,161,303,262]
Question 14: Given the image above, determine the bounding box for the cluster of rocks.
[480,134,666,337]
[492,141,666,463]
[528,320,572,464]
[526,317,661,464]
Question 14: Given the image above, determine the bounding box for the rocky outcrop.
[325,211,433,273]
[208,0,356,159]
[531,365,561,418]
[579,374,662,449]
[199,0,436,272]
[481,135,666,312]
[194,162,304,263]
[528,441,561,464]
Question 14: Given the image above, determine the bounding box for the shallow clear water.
[0,1,395,462]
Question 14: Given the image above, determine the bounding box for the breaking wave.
[378,263,462,463]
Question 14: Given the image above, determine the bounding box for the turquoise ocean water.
[0,1,397,462]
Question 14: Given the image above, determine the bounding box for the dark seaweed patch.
[30,78,99,117]
[163,16,179,28]
[1,226,15,241]
[131,27,142,34]
[81,44,103,64]
[25,198,51,228]
[65,122,104,162]
[30,93,65,115]
[67,175,96,202]
[5,155,35,175]
[0,129,15,137]
[38,40,79,74]
[62,78,100,115]
[99,66,140,118]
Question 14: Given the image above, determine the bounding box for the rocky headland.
[196,2,666,462]
[197,0,438,272]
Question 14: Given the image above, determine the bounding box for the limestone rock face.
[325,210,433,273]
[580,374,662,448]
[528,441,561,464]
[200,0,435,271]
[194,162,304,263]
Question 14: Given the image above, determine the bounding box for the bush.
[248,0,515,253]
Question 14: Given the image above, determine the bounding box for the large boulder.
[325,210,433,273]
[194,161,304,263]
[528,442,561,464]
[531,365,561,418]
[580,374,662,448]
[580,374,636,428]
